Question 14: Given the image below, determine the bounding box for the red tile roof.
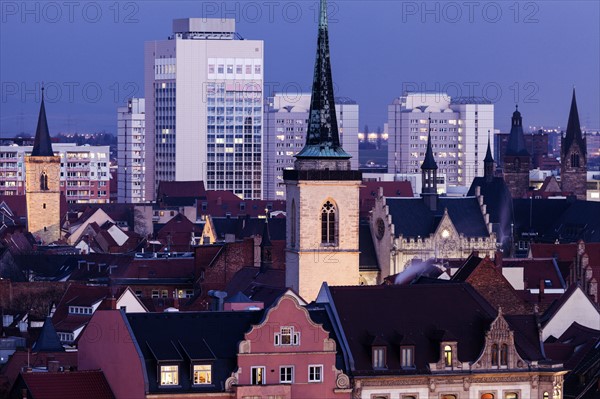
[157,180,206,200]
[19,370,115,399]
[0,351,77,390]
[359,181,414,219]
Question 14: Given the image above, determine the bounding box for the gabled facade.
[370,190,496,280]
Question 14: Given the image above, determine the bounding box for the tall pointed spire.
[31,86,54,157]
[421,118,438,171]
[563,88,586,154]
[484,130,495,181]
[484,130,494,163]
[505,105,529,157]
[295,0,351,160]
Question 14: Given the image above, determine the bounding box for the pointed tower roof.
[295,0,351,160]
[421,118,438,170]
[260,213,272,248]
[32,317,65,352]
[484,131,494,163]
[505,105,529,157]
[31,88,54,157]
[563,88,586,154]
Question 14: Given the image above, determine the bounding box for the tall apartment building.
[145,18,264,200]
[263,93,359,200]
[388,93,493,188]
[0,143,110,203]
[117,98,146,203]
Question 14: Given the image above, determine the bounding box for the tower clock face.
[376,218,385,240]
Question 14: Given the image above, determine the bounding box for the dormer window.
[69,306,93,315]
[443,345,452,367]
[160,365,179,386]
[372,347,386,369]
[193,364,211,385]
[274,326,299,346]
[400,346,414,368]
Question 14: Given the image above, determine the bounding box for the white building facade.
[388,93,494,189]
[263,93,359,200]
[117,98,146,203]
[0,143,110,203]
[144,18,264,200]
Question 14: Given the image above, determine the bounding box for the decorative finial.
[515,104,518,110]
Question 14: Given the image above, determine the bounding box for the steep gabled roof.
[32,317,65,352]
[562,89,586,155]
[31,91,54,157]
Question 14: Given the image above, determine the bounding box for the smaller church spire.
[563,88,586,155]
[31,85,54,157]
[421,118,438,171]
[260,209,273,273]
[484,130,495,181]
[505,105,529,157]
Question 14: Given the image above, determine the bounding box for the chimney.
[173,291,179,309]
[494,250,503,267]
[47,360,60,373]
[208,290,227,311]
[539,279,545,303]
[106,297,117,310]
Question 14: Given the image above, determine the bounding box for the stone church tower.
[25,89,61,243]
[284,0,361,301]
[561,89,587,200]
[503,106,531,198]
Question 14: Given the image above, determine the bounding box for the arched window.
[40,172,48,191]
[481,394,494,399]
[500,344,508,366]
[491,344,499,366]
[505,393,519,399]
[443,345,452,367]
[321,201,336,245]
[571,153,580,168]
[290,199,296,248]
[543,392,549,399]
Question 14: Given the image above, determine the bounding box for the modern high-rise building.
[117,98,146,203]
[388,93,493,189]
[0,143,110,203]
[145,18,264,200]
[263,93,359,200]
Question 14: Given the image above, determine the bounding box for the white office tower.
[144,18,264,200]
[263,93,359,200]
[117,98,146,203]
[388,93,493,188]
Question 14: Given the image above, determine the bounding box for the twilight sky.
[0,1,598,137]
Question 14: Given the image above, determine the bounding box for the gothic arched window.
[40,172,48,191]
[500,344,508,366]
[321,200,337,245]
[571,153,580,168]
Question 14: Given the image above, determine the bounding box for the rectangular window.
[401,346,414,368]
[279,366,293,384]
[251,366,265,385]
[193,365,211,385]
[372,347,386,369]
[274,326,299,346]
[308,365,322,383]
[160,365,178,385]
[152,290,159,298]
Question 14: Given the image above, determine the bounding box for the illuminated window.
[160,365,178,385]
[193,365,211,385]
[505,393,519,399]
[444,345,452,367]
[481,394,494,399]
[251,366,265,385]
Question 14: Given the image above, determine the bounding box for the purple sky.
[1,1,599,136]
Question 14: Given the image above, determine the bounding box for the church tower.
[503,106,531,198]
[284,0,362,301]
[25,89,61,243]
[561,89,587,200]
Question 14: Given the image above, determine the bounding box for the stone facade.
[285,178,361,301]
[503,154,531,199]
[560,140,587,200]
[25,156,61,243]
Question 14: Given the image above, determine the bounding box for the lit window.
[193,365,211,385]
[481,394,494,399]
[372,347,386,369]
[444,345,452,367]
[505,393,519,399]
[308,365,322,383]
[279,366,293,384]
[251,367,265,385]
[160,365,178,385]
[400,346,414,368]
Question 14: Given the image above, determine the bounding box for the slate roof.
[157,181,207,205]
[31,317,64,352]
[421,129,438,170]
[562,89,586,155]
[211,217,286,241]
[505,106,530,157]
[386,197,489,238]
[224,266,286,308]
[359,223,379,271]
[199,192,286,218]
[16,370,115,399]
[31,94,54,157]
[501,258,566,291]
[326,283,545,375]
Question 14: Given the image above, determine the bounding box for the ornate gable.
[472,308,528,371]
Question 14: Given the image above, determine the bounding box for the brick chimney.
[494,250,503,267]
[539,279,545,303]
